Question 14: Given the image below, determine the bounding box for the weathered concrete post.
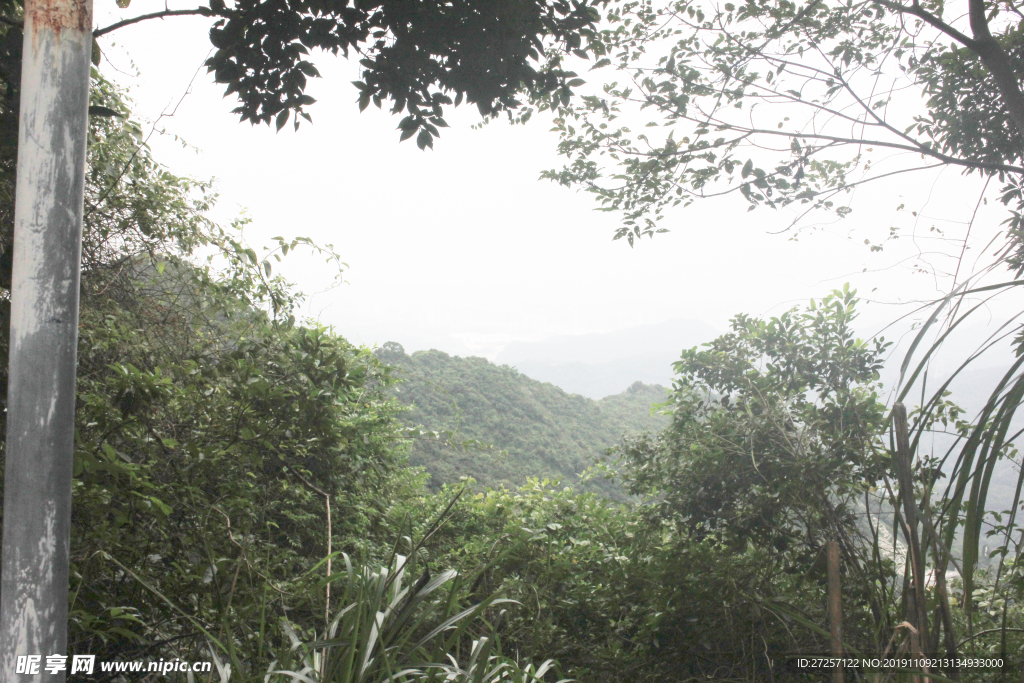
[0,0,92,680]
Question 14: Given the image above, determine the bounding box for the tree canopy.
[542,0,1024,254]
[80,0,607,146]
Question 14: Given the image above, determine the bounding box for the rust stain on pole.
[26,0,91,34]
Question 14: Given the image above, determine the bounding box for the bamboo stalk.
[894,406,930,639]
[894,403,931,683]
[325,493,332,628]
[323,492,331,681]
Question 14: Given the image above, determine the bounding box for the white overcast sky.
[92,3,1023,363]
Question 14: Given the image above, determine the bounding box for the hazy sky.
[93,4,1023,362]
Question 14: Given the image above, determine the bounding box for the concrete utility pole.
[0,0,93,680]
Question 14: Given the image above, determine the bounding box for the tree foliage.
[542,0,1024,251]
[622,287,889,553]
[80,0,608,145]
[393,480,645,682]
[0,76,418,671]
[204,0,600,140]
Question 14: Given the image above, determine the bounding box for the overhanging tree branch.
[94,8,213,38]
[872,0,979,50]
[873,0,1024,147]
[966,0,1024,140]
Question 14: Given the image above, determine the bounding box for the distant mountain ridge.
[376,342,669,496]
[495,318,719,398]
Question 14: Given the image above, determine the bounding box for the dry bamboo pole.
[827,540,844,683]
[285,468,333,679]
[928,531,960,680]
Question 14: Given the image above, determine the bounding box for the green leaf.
[416,129,433,150]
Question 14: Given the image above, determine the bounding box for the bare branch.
[639,90,1024,175]
[94,8,212,38]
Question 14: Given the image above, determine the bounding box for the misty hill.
[376,342,669,496]
[495,318,719,398]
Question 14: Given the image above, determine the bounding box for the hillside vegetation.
[375,342,668,495]
[4,30,1023,681]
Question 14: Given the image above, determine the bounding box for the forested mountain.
[375,342,669,495]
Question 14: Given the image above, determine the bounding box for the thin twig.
[952,176,991,289]
[956,627,1024,649]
